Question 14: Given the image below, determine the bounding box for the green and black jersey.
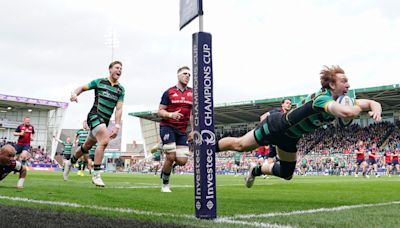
[76,129,89,146]
[284,89,336,138]
[153,150,161,161]
[62,141,73,155]
[254,88,337,152]
[86,78,125,129]
[89,144,97,156]
[234,152,241,163]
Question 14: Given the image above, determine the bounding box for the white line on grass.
[0,194,293,228]
[216,218,295,228]
[109,184,246,189]
[0,195,192,219]
[228,201,400,219]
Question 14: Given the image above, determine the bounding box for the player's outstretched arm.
[327,101,362,119]
[259,112,270,122]
[52,135,63,143]
[355,99,382,121]
[70,84,89,102]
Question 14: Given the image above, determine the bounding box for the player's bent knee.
[98,138,109,148]
[176,146,189,158]
[175,158,188,166]
[279,160,296,180]
[277,147,297,162]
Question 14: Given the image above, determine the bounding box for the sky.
[1,0,400,150]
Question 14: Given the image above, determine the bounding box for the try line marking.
[0,195,285,227]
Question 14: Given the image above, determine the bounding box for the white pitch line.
[227,201,400,219]
[0,195,192,219]
[216,218,295,228]
[109,184,246,189]
[0,194,299,227]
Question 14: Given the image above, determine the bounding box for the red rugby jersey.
[356,146,365,160]
[385,151,392,163]
[15,124,35,145]
[393,151,399,161]
[160,86,193,133]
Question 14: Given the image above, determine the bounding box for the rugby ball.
[336,95,354,127]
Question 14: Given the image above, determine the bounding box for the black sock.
[94,164,101,171]
[215,141,220,152]
[251,165,262,176]
[71,156,78,164]
[272,161,296,180]
[161,171,171,185]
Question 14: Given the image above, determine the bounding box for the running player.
[233,151,242,176]
[150,143,162,176]
[53,136,74,180]
[367,143,380,178]
[158,66,193,192]
[354,140,367,177]
[67,61,125,187]
[391,147,399,175]
[74,121,90,177]
[384,149,392,176]
[215,65,382,187]
[13,117,35,166]
[299,157,308,176]
[87,143,97,174]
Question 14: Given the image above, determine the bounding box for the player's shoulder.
[93,77,107,84]
[163,86,177,95]
[117,84,125,92]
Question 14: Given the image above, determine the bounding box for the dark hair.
[177,66,190,74]
[320,65,345,89]
[281,98,291,104]
[109,61,122,69]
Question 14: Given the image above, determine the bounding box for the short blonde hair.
[177,66,190,74]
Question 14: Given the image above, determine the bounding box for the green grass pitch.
[1,171,399,227]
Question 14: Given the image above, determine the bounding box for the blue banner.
[180,0,203,30]
[192,32,216,219]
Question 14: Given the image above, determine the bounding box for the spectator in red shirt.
[13,117,35,166]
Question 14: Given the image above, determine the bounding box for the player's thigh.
[92,124,109,145]
[238,129,259,151]
[83,134,98,150]
[175,146,189,165]
[20,150,30,159]
[276,146,297,162]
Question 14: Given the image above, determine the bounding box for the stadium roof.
[129,84,400,125]
[0,93,68,112]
